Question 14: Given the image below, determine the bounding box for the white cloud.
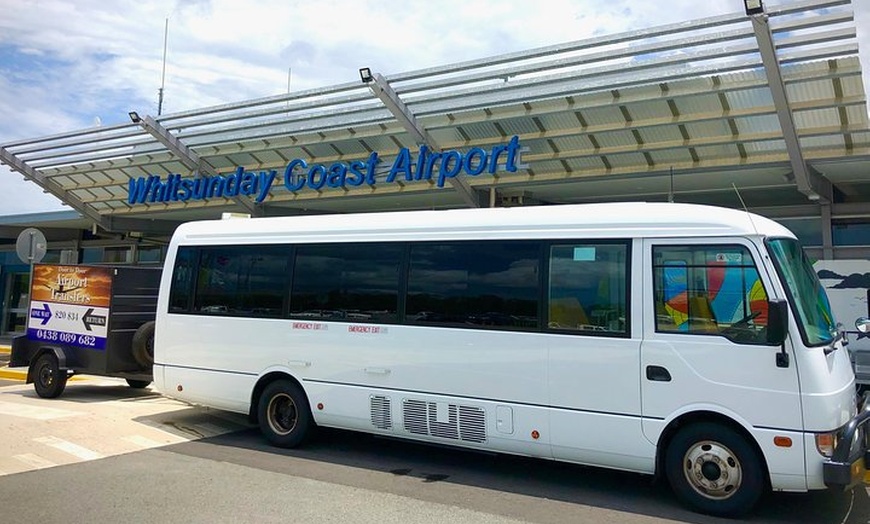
[1,0,868,214]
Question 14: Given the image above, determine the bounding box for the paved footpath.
[0,344,251,477]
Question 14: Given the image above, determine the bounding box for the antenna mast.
[157,17,169,115]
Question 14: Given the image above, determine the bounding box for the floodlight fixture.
[744,0,764,16]
[359,67,373,83]
[128,111,141,123]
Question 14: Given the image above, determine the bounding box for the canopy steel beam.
[363,72,481,208]
[134,114,261,216]
[0,146,105,227]
[749,11,833,203]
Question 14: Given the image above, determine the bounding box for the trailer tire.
[132,321,156,367]
[126,379,151,389]
[33,353,68,399]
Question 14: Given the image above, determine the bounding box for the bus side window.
[652,245,769,344]
[168,246,197,313]
[547,242,628,335]
[192,245,290,317]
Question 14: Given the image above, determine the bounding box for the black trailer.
[10,264,161,398]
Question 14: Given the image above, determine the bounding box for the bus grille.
[402,399,486,443]
[370,395,392,430]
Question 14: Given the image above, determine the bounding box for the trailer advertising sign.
[27,264,112,350]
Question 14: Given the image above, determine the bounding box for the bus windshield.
[767,238,836,346]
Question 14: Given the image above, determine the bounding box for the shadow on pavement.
[156,426,864,524]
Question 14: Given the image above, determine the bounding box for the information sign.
[26,264,112,350]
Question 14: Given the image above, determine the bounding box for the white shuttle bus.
[153,202,869,517]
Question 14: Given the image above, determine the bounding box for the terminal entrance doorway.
[2,272,29,337]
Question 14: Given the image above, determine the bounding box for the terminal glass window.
[290,243,402,323]
[138,246,163,264]
[778,218,822,247]
[832,220,870,246]
[653,244,769,344]
[194,245,290,317]
[81,247,102,264]
[104,246,133,264]
[406,241,539,329]
[547,242,628,335]
[41,250,62,264]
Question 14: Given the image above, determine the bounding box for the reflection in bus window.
[194,245,290,317]
[407,241,539,329]
[653,245,769,344]
[547,242,628,335]
[290,243,402,323]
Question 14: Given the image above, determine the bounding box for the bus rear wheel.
[665,422,764,518]
[257,380,313,448]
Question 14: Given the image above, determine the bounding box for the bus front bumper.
[823,394,870,490]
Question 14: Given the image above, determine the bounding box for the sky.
[1,0,868,216]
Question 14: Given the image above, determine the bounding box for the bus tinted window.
[168,246,197,313]
[194,245,290,317]
[290,243,402,322]
[547,242,629,335]
[653,245,769,344]
[407,241,539,328]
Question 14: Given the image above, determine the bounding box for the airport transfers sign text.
[127,136,522,205]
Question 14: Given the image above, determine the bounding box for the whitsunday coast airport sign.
[127,136,523,205]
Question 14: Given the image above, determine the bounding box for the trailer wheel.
[131,321,156,367]
[126,379,151,389]
[257,380,314,448]
[33,353,68,399]
[665,422,764,517]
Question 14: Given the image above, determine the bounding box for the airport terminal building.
[0,0,868,337]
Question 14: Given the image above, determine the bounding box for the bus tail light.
[815,432,838,457]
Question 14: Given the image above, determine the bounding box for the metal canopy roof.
[2,0,868,234]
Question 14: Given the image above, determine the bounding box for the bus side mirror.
[767,299,788,346]
[767,299,790,368]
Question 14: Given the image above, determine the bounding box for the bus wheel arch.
[656,411,769,517]
[251,373,316,448]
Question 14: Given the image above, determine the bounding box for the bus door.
[545,241,651,470]
[639,239,802,443]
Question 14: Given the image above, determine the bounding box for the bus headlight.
[815,432,839,458]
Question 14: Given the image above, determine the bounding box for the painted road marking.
[14,453,57,469]
[0,401,80,420]
[34,436,103,461]
[122,435,165,449]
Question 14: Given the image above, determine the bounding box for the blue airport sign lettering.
[127,136,522,205]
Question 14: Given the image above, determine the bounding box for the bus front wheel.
[665,422,765,518]
[257,380,313,448]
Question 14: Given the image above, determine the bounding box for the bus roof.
[171,202,794,244]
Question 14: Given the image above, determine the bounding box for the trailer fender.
[25,346,68,384]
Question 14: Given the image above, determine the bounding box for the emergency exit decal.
[27,265,112,350]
